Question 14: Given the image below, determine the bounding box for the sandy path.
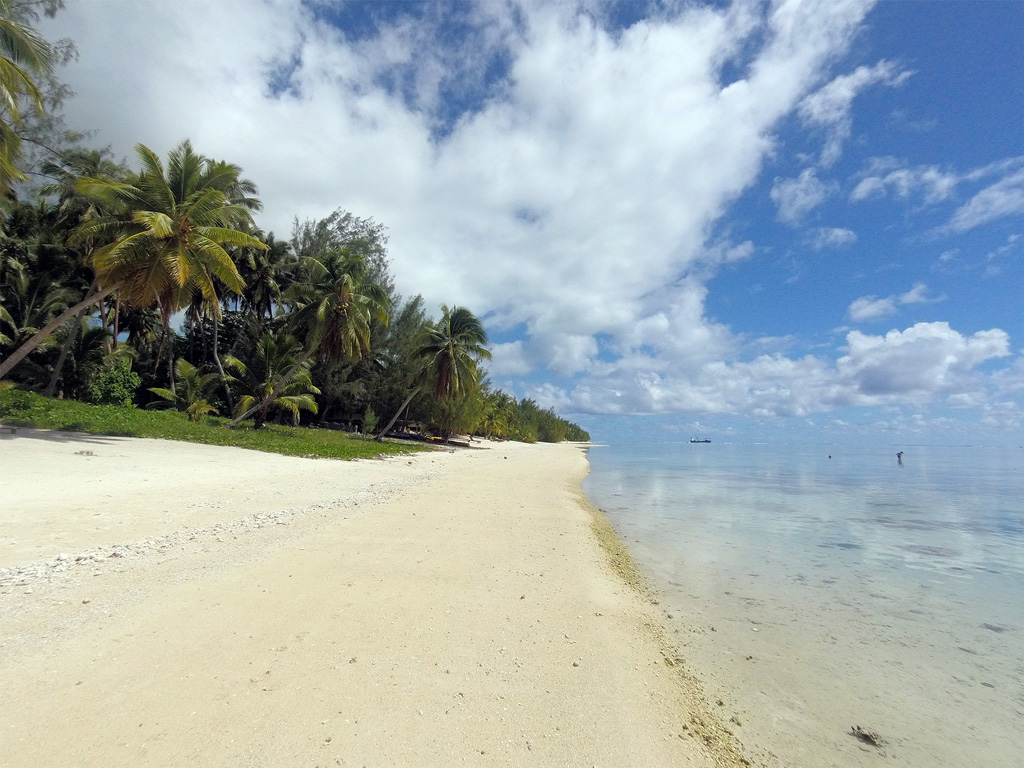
[0,430,736,767]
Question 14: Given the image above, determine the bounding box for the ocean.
[582,440,1023,767]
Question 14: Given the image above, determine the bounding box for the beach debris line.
[850,725,886,748]
[0,476,418,592]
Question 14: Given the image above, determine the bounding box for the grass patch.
[0,387,429,461]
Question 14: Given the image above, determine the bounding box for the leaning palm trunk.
[376,386,420,441]
[0,282,122,381]
[226,348,314,428]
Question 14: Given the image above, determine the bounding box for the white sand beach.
[0,429,744,767]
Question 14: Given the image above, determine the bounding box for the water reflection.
[582,442,1024,768]
[584,443,1024,579]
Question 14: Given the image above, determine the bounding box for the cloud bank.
[39,0,1020,430]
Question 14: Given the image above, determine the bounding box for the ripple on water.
[899,544,961,558]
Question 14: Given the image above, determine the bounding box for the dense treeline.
[0,2,589,444]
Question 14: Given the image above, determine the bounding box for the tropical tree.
[224,331,319,428]
[227,249,388,427]
[291,209,393,297]
[38,148,127,228]
[118,303,162,363]
[0,266,82,391]
[237,231,293,319]
[0,140,265,380]
[147,357,220,421]
[480,388,516,438]
[0,265,74,357]
[288,249,390,364]
[0,0,57,196]
[428,386,486,441]
[31,151,129,395]
[55,316,112,400]
[377,304,491,440]
[362,294,427,421]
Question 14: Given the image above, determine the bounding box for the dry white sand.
[0,429,745,767]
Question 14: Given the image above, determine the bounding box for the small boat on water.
[690,437,711,443]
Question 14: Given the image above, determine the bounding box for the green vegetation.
[0,4,590,445]
[0,386,425,460]
[0,0,58,194]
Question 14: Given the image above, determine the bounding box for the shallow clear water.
[583,442,1024,767]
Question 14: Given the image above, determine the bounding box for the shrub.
[86,359,141,407]
[363,406,379,436]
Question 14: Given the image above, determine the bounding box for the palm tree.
[37,150,128,396]
[0,267,75,357]
[0,0,56,196]
[420,305,492,399]
[224,331,319,428]
[39,149,127,228]
[481,389,515,438]
[58,317,113,401]
[227,249,388,427]
[377,304,491,440]
[288,249,390,364]
[147,358,220,422]
[118,304,162,357]
[0,140,265,380]
[238,231,293,319]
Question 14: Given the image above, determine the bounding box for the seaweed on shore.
[572,482,753,768]
[851,725,887,748]
[587,503,651,594]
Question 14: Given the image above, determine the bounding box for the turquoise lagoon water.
[582,441,1023,767]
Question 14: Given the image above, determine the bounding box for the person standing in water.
[897,451,904,465]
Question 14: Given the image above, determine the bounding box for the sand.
[0,429,744,767]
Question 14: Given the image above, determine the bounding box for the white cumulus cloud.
[837,323,1010,399]
[770,168,835,225]
[850,158,958,203]
[560,322,1011,417]
[847,282,942,322]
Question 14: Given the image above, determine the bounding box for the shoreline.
[583,440,1024,768]
[0,429,746,767]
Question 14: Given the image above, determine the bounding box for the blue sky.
[39,0,1023,444]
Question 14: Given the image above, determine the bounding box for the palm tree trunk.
[167,328,176,395]
[112,297,120,350]
[153,328,165,378]
[376,386,420,441]
[226,348,315,428]
[44,316,80,398]
[45,278,99,398]
[211,315,233,413]
[0,282,122,381]
[101,297,112,356]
